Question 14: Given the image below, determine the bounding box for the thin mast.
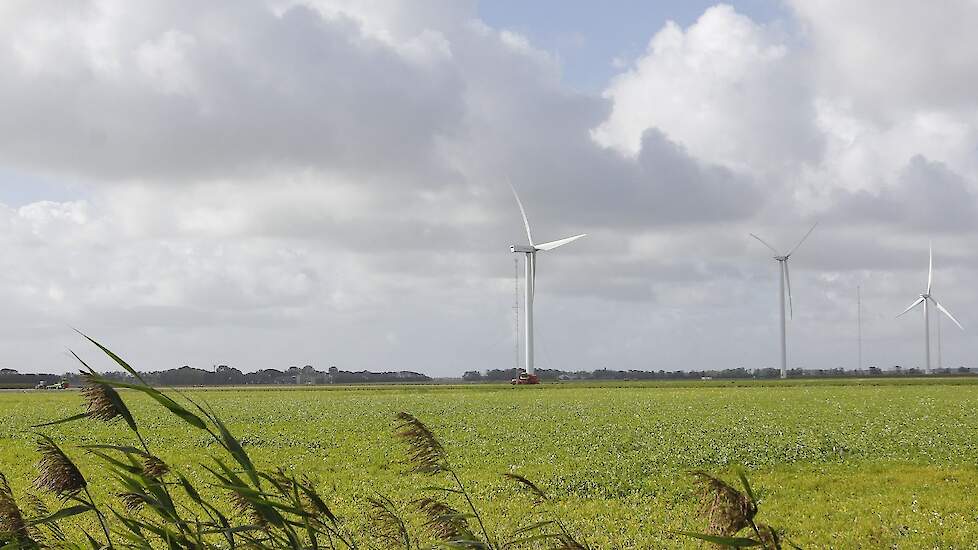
[514,257,520,371]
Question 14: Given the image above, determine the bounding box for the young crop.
[1,335,604,549]
[0,333,810,549]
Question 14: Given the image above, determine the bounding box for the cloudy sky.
[3,1,978,375]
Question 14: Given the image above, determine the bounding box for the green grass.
[3,379,978,547]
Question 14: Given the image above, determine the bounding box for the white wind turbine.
[750,223,818,379]
[897,244,963,374]
[509,184,586,382]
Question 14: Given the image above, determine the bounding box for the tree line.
[0,364,430,388]
[4,364,975,389]
[462,365,976,381]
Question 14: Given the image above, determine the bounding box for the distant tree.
[485,368,521,381]
[754,368,781,379]
[536,369,565,381]
[592,369,626,380]
[462,370,483,381]
[213,365,245,385]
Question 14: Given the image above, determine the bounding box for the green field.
[3,379,978,547]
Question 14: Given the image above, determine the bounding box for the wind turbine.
[897,244,963,374]
[509,184,586,384]
[750,223,818,379]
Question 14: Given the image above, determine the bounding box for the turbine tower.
[509,184,586,383]
[857,285,862,371]
[750,223,818,379]
[897,244,963,374]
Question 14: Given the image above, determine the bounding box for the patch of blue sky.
[477,1,788,92]
[0,168,87,207]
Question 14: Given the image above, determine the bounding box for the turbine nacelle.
[509,182,587,254]
[512,235,588,255]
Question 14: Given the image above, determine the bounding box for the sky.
[2,0,978,376]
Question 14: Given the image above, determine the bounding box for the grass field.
[3,379,978,547]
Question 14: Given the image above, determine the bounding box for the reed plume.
[0,472,32,545]
[230,490,266,527]
[415,497,472,542]
[394,413,447,475]
[141,454,169,479]
[118,492,146,513]
[691,471,757,537]
[368,496,410,549]
[33,436,86,499]
[81,375,127,423]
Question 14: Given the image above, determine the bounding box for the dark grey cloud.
[831,155,978,232]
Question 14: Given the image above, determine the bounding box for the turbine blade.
[509,181,534,246]
[931,297,964,330]
[927,242,933,294]
[897,296,925,318]
[784,260,793,319]
[750,233,780,255]
[529,253,536,303]
[787,222,818,256]
[536,233,587,251]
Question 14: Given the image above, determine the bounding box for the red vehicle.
[510,372,540,385]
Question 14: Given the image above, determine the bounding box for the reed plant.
[676,469,801,549]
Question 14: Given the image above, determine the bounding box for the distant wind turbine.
[897,243,963,374]
[509,184,586,383]
[750,223,818,379]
